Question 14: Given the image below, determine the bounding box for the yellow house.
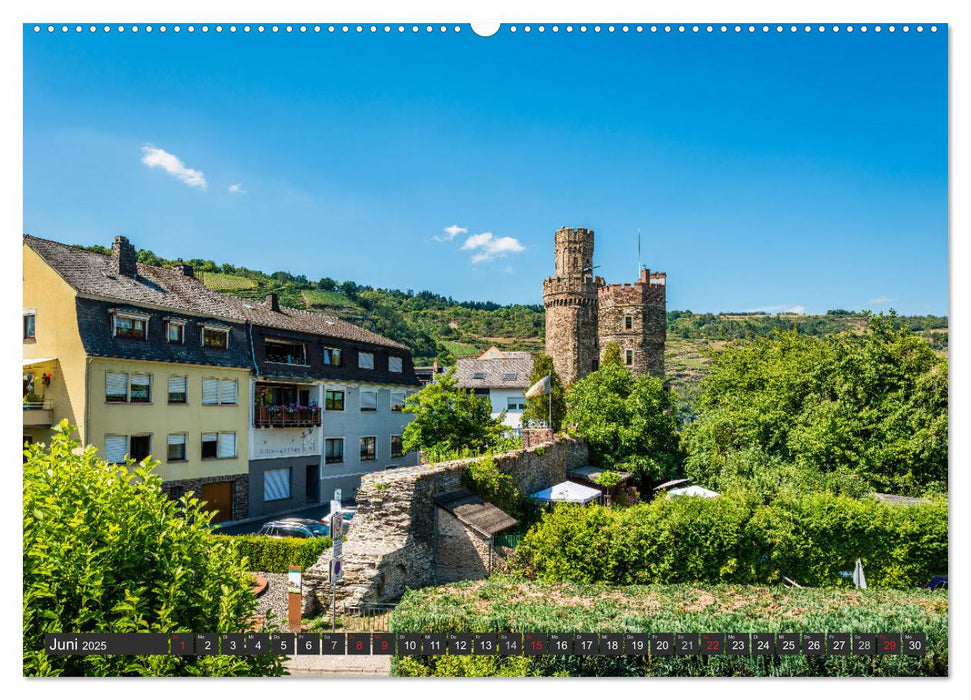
[23,235,252,522]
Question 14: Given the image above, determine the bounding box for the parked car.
[256,517,330,539]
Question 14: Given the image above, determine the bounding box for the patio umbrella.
[853,559,867,589]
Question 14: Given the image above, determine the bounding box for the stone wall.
[434,508,491,583]
[303,435,588,613]
[597,268,666,379]
[521,428,554,449]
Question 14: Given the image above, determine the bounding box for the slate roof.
[24,235,408,351]
[453,347,534,390]
[434,489,518,536]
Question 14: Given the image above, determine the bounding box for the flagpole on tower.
[637,227,641,276]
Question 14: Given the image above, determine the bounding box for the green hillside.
[74,244,948,379]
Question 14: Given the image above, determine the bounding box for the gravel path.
[254,572,292,629]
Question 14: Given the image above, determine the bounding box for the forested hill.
[76,243,948,364]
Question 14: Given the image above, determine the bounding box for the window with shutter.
[105,435,127,463]
[105,372,128,402]
[388,356,403,373]
[167,433,187,461]
[218,433,237,459]
[202,379,219,405]
[201,433,218,459]
[360,390,378,412]
[220,379,238,405]
[130,374,151,403]
[264,468,291,501]
[168,376,188,404]
[358,352,375,369]
[390,390,406,412]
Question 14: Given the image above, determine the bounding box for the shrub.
[390,580,948,677]
[462,456,540,525]
[23,423,285,677]
[513,493,947,589]
[216,534,331,573]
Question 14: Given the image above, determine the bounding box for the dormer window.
[111,311,149,340]
[502,372,518,381]
[202,325,229,350]
[472,372,486,380]
[165,319,185,345]
[358,351,375,370]
[388,356,403,373]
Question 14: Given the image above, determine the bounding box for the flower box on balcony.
[254,405,322,428]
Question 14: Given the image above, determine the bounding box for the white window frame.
[168,376,188,404]
[201,324,230,350]
[358,351,375,370]
[323,346,343,367]
[360,389,378,413]
[105,371,129,403]
[388,356,403,373]
[111,311,150,340]
[166,433,188,462]
[506,395,527,411]
[23,310,36,340]
[201,432,219,460]
[324,387,346,412]
[360,435,377,462]
[390,390,406,413]
[202,377,237,405]
[165,319,186,345]
[129,373,152,404]
[325,437,345,465]
[217,432,237,459]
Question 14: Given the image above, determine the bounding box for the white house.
[453,347,533,433]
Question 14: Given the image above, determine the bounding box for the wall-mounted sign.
[288,566,302,594]
[255,429,319,459]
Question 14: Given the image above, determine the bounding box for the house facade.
[23,234,419,523]
[453,347,533,432]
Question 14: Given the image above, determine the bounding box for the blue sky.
[23,24,948,314]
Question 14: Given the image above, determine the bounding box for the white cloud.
[140,145,207,189]
[228,183,245,195]
[744,304,806,314]
[433,224,468,242]
[461,232,526,264]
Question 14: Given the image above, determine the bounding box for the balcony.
[254,405,322,429]
[23,401,53,427]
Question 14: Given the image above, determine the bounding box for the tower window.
[626,350,633,366]
[625,316,633,330]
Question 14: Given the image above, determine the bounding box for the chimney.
[173,263,194,277]
[265,293,280,312]
[110,236,137,277]
[639,267,650,284]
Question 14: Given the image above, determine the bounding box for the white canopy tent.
[666,485,720,499]
[531,481,603,505]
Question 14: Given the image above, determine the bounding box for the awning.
[531,481,603,504]
[653,478,690,491]
[23,357,57,367]
[666,485,720,498]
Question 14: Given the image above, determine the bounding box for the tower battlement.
[542,227,667,383]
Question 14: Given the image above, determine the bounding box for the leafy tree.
[684,315,948,497]
[521,353,566,431]
[402,367,507,457]
[565,344,685,485]
[23,423,285,677]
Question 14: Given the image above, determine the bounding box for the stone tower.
[543,227,603,385]
[598,267,667,378]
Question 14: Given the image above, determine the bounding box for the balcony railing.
[254,405,322,428]
[23,400,53,427]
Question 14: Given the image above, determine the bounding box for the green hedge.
[390,581,948,677]
[512,494,947,589]
[215,534,331,573]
